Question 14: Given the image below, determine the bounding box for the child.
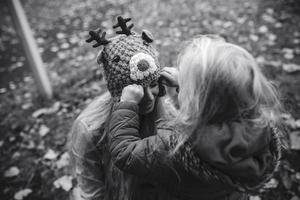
[70,16,177,200]
[107,35,282,200]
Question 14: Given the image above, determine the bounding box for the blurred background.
[0,0,300,199]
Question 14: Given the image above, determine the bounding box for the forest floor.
[0,0,300,199]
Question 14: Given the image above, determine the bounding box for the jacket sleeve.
[108,102,180,183]
[70,119,106,200]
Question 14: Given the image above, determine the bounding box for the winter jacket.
[70,98,178,200]
[108,102,282,200]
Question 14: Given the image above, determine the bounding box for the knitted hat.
[86,16,160,98]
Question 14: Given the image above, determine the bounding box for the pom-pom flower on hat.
[129,53,158,81]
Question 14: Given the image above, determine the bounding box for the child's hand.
[161,67,179,104]
[160,67,179,88]
[121,84,144,103]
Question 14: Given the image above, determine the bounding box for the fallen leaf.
[24,140,35,149]
[69,36,80,44]
[282,48,294,60]
[294,39,300,44]
[50,46,59,52]
[250,34,259,42]
[290,196,300,200]
[268,34,277,41]
[283,63,300,73]
[39,124,50,137]
[36,37,45,44]
[282,170,293,189]
[4,166,20,177]
[12,152,21,158]
[61,42,70,49]
[22,103,32,110]
[56,32,66,39]
[14,189,32,200]
[249,196,261,200]
[283,114,300,129]
[56,152,70,169]
[264,178,279,189]
[258,25,268,34]
[9,82,16,90]
[284,53,294,60]
[0,88,7,94]
[9,136,16,142]
[44,149,58,160]
[262,13,276,23]
[32,102,61,118]
[70,187,81,200]
[290,131,300,150]
[274,22,282,28]
[58,52,67,59]
[295,172,300,180]
[53,175,73,191]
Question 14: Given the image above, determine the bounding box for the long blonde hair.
[175,35,281,144]
[77,91,113,132]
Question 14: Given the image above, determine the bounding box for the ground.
[0,0,300,199]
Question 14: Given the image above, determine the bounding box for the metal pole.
[7,0,53,99]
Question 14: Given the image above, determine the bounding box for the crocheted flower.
[129,52,157,81]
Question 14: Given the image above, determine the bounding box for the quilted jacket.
[108,102,281,200]
[70,98,179,200]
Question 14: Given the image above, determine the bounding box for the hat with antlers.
[86,16,160,98]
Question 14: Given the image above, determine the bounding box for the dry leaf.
[50,46,59,53]
[70,187,81,200]
[283,64,300,73]
[39,125,50,137]
[44,149,58,160]
[290,196,300,200]
[290,132,300,150]
[249,196,261,200]
[4,166,20,178]
[250,34,259,42]
[282,170,293,189]
[56,32,66,39]
[22,103,32,110]
[14,189,32,200]
[61,43,70,49]
[258,25,268,34]
[0,88,7,94]
[53,175,73,191]
[282,48,294,60]
[56,152,70,169]
[32,102,61,118]
[264,178,279,189]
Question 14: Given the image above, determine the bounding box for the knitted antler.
[86,28,110,48]
[113,16,134,36]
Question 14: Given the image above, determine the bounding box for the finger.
[160,71,173,79]
[160,73,178,87]
[130,84,143,94]
[162,67,177,74]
